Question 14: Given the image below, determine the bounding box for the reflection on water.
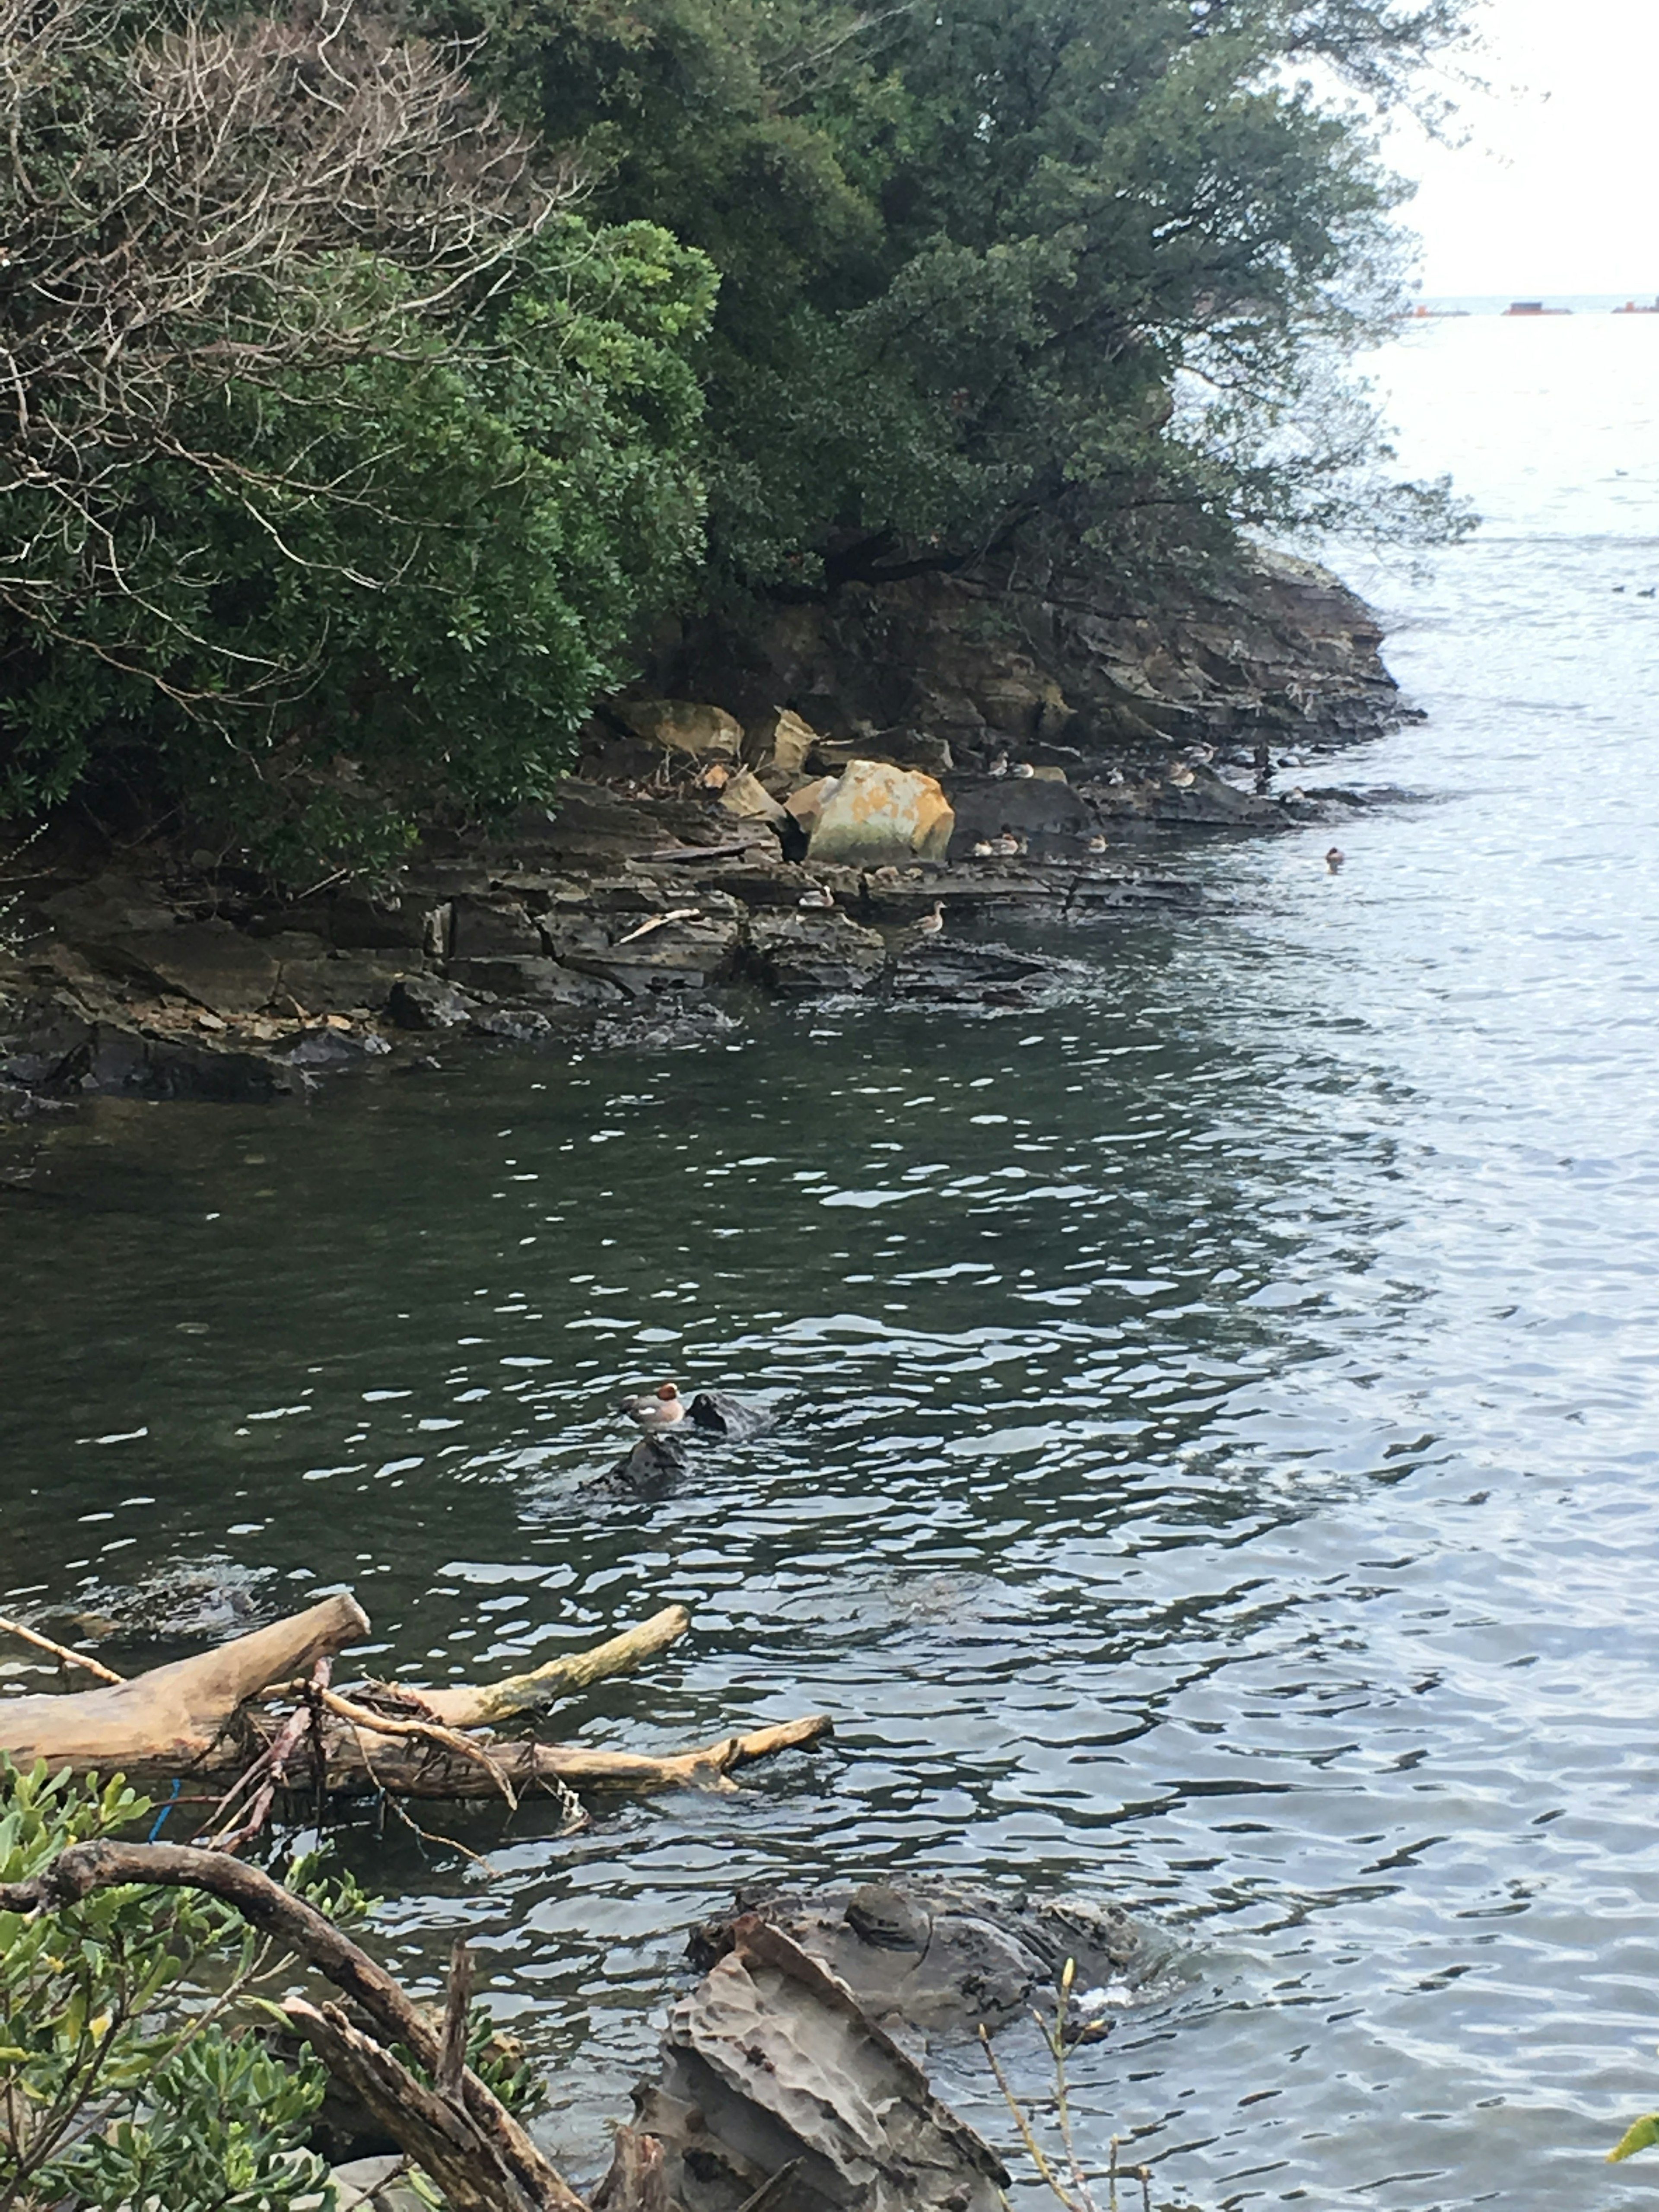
[5,314,1659,2209]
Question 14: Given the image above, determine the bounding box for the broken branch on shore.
[0,1594,830,1821]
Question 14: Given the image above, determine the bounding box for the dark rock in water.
[285,1027,391,1068]
[0,1078,73,1122]
[745,909,887,996]
[3,1001,286,1103]
[50,1558,280,1652]
[887,939,1051,1007]
[688,1390,775,1441]
[691,1879,1161,2038]
[590,1003,741,1053]
[629,1914,1008,2212]
[945,773,1092,855]
[589,1430,692,1500]
[388,974,472,1030]
[447,955,618,1007]
[471,1006,556,1042]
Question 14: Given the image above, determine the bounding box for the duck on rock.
[620,1381,686,1430]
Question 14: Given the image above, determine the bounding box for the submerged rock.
[688,1390,775,1442]
[2,1000,288,1103]
[886,938,1051,1007]
[590,1431,692,1500]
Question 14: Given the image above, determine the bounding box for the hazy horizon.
[1384,0,1655,299]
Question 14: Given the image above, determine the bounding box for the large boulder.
[388,975,472,1030]
[807,760,954,866]
[631,1915,1009,2212]
[944,772,1092,855]
[99,922,285,1017]
[447,896,543,962]
[36,874,179,950]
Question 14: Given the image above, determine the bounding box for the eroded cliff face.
[634,547,1400,763]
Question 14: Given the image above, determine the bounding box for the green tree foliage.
[0,1757,367,2211]
[0,0,714,873]
[466,0,1474,595]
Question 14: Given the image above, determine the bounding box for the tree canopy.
[0,0,1473,871]
[0,0,714,870]
[467,0,1474,597]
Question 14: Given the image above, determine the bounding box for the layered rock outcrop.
[0,549,1405,1114]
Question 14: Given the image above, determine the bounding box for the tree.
[0,0,715,872]
[0,1758,351,2212]
[465,0,1474,599]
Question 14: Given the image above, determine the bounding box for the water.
[4,312,1659,2208]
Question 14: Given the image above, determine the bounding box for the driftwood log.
[0,1594,831,1809]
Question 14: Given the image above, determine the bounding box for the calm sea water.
[4,313,1659,2208]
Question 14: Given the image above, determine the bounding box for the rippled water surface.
[5,314,1659,2209]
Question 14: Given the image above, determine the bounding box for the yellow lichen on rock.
[807,759,954,865]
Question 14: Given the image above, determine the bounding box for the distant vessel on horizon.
[1504,301,1572,317]
[1614,297,1659,315]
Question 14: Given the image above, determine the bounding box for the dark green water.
[6,315,1659,2207]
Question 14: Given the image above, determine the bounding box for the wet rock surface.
[690,1879,1163,2039]
[623,1916,1010,2212]
[0,552,1404,1112]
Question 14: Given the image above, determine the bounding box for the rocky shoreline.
[0,550,1408,1121]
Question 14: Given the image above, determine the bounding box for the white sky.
[1384,0,1658,299]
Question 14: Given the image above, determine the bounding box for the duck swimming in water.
[798,884,835,909]
[971,838,995,858]
[620,1382,686,1430]
[1085,833,1108,854]
[912,900,945,938]
[992,827,1026,857]
[1011,760,1036,779]
[1325,845,1345,872]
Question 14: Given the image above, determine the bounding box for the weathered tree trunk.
[0,1596,830,1806]
[0,1593,369,1771]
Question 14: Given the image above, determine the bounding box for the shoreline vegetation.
[0,0,1475,894]
[1,542,1410,1117]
